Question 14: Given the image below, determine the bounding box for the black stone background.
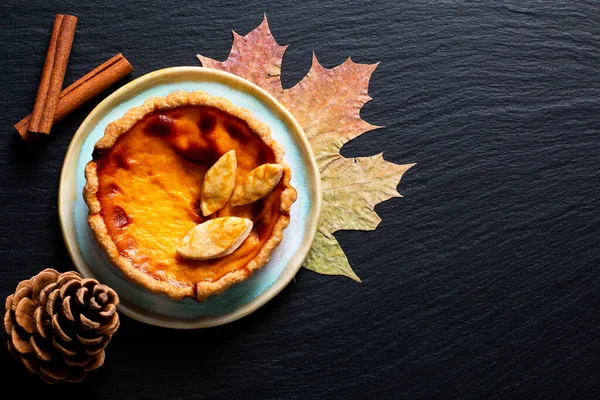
[1,1,599,399]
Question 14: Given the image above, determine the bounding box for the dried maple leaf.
[197,16,414,281]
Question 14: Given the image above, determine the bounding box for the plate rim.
[58,66,322,329]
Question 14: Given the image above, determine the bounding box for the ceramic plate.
[58,67,321,329]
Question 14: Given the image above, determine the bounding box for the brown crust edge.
[83,90,297,302]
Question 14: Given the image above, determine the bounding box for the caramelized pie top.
[84,91,297,302]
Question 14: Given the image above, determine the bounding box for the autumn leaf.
[197,16,414,281]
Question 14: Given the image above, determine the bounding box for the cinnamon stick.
[16,54,134,141]
[28,14,78,136]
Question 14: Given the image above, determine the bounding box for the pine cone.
[3,269,120,383]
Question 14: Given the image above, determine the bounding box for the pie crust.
[83,90,297,302]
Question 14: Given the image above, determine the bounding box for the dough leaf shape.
[231,163,283,206]
[177,217,253,260]
[201,150,237,216]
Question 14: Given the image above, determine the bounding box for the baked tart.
[83,90,297,302]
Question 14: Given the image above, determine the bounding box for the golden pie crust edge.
[83,90,298,302]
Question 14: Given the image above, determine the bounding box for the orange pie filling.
[91,106,288,295]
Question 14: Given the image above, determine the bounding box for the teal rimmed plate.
[58,67,321,329]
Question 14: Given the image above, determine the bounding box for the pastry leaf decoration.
[231,163,284,206]
[197,16,414,281]
[201,150,237,216]
[177,217,253,260]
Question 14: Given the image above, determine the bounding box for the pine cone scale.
[31,270,59,300]
[11,327,33,354]
[80,313,101,330]
[30,335,53,362]
[98,313,119,335]
[4,298,14,334]
[15,280,33,294]
[21,355,41,374]
[40,363,68,381]
[63,370,87,383]
[52,314,73,342]
[76,287,87,306]
[39,282,57,305]
[7,338,18,357]
[15,297,37,334]
[34,307,51,339]
[84,337,110,355]
[5,293,14,310]
[98,303,117,318]
[46,290,60,316]
[52,335,78,357]
[89,297,102,311]
[83,351,105,371]
[76,333,104,346]
[12,286,32,312]
[59,279,81,299]
[40,375,58,384]
[62,296,76,321]
[64,352,92,367]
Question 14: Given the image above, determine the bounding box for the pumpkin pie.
[83,90,297,302]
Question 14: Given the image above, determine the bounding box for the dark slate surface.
[1,0,599,398]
